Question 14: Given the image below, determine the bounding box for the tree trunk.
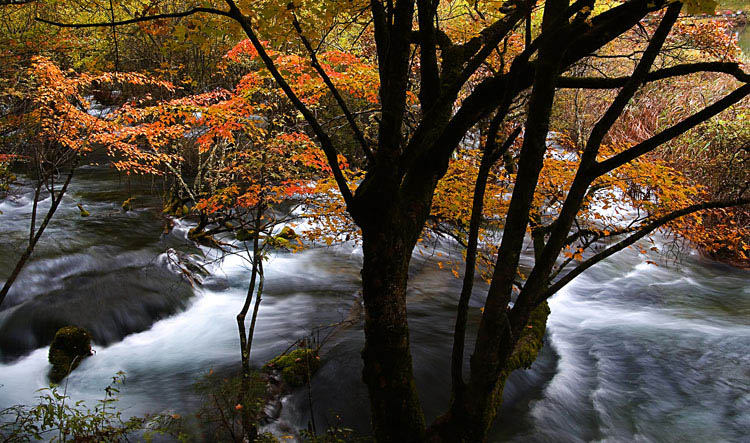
[427,301,550,442]
[359,212,426,442]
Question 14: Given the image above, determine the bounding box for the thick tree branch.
[370,0,389,94]
[417,0,440,110]
[465,0,569,419]
[453,6,527,87]
[450,123,521,399]
[374,0,415,165]
[590,83,750,178]
[558,62,750,88]
[513,3,680,312]
[412,0,667,181]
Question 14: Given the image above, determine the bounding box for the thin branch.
[223,0,354,207]
[291,13,374,164]
[586,3,681,156]
[35,7,232,28]
[539,198,750,301]
[0,157,80,308]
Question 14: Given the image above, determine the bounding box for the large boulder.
[48,326,93,383]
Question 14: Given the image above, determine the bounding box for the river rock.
[48,326,93,383]
[264,348,320,388]
[265,226,299,250]
[77,203,90,217]
[277,226,298,240]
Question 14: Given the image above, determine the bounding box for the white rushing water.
[1,168,749,441]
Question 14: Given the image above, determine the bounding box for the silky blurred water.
[1,168,748,442]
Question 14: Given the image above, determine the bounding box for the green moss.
[162,196,178,214]
[76,203,90,217]
[162,192,185,216]
[263,349,320,388]
[265,236,291,250]
[276,226,298,240]
[485,301,551,433]
[506,301,551,372]
[263,227,299,250]
[48,326,93,384]
[187,226,216,246]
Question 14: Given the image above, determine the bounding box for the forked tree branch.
[590,84,750,178]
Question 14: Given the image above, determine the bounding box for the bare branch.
[539,197,750,302]
[36,7,232,28]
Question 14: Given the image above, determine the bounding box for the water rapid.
[1,168,748,442]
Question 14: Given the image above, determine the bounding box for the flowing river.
[1,168,748,442]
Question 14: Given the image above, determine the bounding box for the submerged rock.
[0,264,193,361]
[48,326,93,383]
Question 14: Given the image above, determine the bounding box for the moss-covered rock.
[265,236,291,250]
[162,193,189,217]
[162,194,178,215]
[48,326,93,384]
[76,203,90,217]
[276,226,298,240]
[265,227,299,250]
[263,349,320,388]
